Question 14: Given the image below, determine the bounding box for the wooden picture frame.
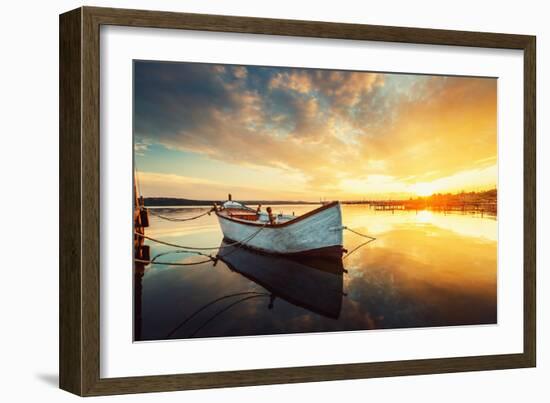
[59,6,536,396]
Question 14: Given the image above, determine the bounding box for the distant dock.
[362,199,497,216]
[341,189,498,216]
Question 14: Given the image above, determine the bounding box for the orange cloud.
[138,172,310,200]
[360,77,497,181]
[135,62,497,199]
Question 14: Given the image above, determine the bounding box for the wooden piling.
[134,175,149,261]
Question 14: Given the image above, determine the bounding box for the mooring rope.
[343,239,376,260]
[187,294,271,338]
[134,224,267,267]
[136,218,376,266]
[342,226,377,241]
[215,233,262,259]
[151,249,212,263]
[341,226,377,260]
[145,207,214,222]
[135,223,266,251]
[134,257,214,266]
[165,291,269,339]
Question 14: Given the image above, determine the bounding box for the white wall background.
[0,0,546,401]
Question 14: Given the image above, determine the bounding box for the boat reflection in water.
[137,240,347,341]
[136,204,497,341]
[217,240,345,320]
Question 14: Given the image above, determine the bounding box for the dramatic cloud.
[138,172,308,200]
[134,61,497,199]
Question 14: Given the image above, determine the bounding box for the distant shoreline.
[143,197,319,207]
[143,189,497,210]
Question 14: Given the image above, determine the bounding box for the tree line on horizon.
[142,188,497,207]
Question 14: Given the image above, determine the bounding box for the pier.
[366,199,497,215]
[342,189,498,216]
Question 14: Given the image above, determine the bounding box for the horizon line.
[142,187,498,202]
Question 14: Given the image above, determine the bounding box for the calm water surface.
[134,204,497,341]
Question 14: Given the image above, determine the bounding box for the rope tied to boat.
[145,207,215,222]
[134,257,214,266]
[134,223,266,251]
[134,223,267,266]
[165,291,271,339]
[151,248,212,263]
[342,226,376,241]
[341,226,377,260]
[137,205,377,265]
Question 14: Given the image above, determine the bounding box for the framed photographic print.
[59,6,536,396]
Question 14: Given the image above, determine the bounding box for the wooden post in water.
[134,175,150,262]
[133,175,149,339]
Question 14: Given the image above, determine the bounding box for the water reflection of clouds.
[342,222,496,329]
[137,204,497,340]
[343,208,497,242]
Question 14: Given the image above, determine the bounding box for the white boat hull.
[216,202,344,256]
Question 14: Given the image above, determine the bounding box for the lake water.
[134,204,497,341]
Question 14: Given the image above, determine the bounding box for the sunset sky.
[134,61,497,201]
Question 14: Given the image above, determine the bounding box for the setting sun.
[134,62,497,200]
[131,60,499,343]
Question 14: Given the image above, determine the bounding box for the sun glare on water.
[415,210,434,223]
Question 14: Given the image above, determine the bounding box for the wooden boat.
[218,240,344,319]
[214,195,344,257]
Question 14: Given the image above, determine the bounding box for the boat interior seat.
[227,209,259,221]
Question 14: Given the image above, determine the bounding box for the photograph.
[132,60,498,342]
